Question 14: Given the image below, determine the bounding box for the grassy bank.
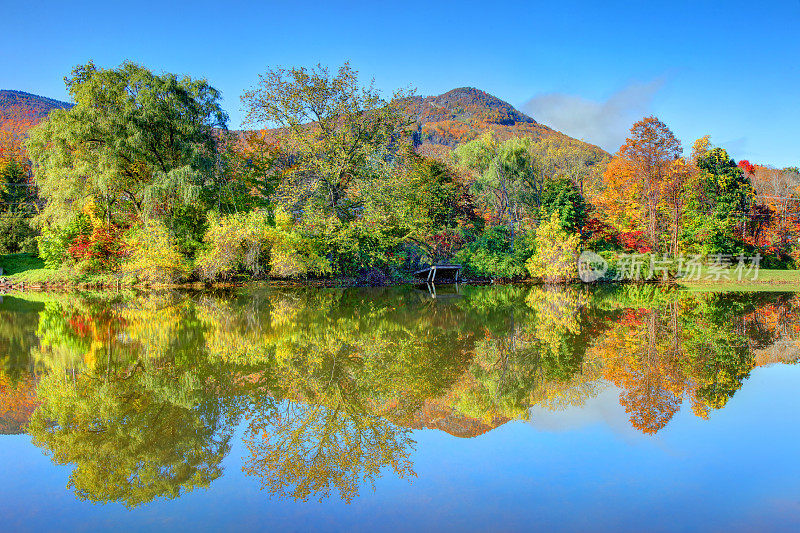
[0,253,405,289]
[675,268,800,292]
[0,253,122,286]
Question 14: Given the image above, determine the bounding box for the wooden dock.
[413,264,462,283]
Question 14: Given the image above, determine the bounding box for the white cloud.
[522,79,665,153]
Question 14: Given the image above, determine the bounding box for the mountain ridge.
[0,89,73,121]
[0,87,606,159]
[406,86,607,159]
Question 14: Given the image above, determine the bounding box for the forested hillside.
[407,87,606,162]
[0,90,73,120]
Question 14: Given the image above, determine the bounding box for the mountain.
[0,86,606,163]
[0,90,72,121]
[407,87,607,159]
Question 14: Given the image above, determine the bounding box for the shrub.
[421,228,465,265]
[37,215,92,268]
[300,211,408,278]
[196,209,329,280]
[120,221,191,284]
[67,224,126,273]
[526,212,580,282]
[454,225,535,279]
[165,205,208,258]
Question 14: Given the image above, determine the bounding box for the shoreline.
[3,274,800,294]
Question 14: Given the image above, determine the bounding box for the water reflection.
[0,285,798,507]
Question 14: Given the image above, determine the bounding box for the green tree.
[0,158,39,254]
[241,63,413,222]
[696,147,753,215]
[455,135,543,236]
[683,146,756,255]
[26,61,228,228]
[540,176,587,233]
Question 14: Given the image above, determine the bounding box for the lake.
[0,284,798,532]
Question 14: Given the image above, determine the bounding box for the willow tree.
[454,134,544,238]
[241,63,413,222]
[26,61,228,226]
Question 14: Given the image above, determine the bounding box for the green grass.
[676,268,800,292]
[0,253,125,285]
[0,252,80,284]
[0,253,45,276]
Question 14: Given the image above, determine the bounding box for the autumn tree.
[617,116,682,251]
[0,104,38,162]
[745,164,800,261]
[594,155,643,233]
[241,63,413,221]
[525,212,580,282]
[681,142,756,255]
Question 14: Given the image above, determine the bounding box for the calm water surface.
[0,284,798,532]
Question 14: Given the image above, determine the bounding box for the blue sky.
[1,0,797,166]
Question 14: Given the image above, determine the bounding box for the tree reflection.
[243,399,415,503]
[1,284,798,507]
[28,371,235,507]
[26,294,240,508]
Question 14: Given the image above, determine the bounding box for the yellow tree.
[662,158,694,255]
[525,212,580,282]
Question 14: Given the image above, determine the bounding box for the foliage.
[595,116,682,252]
[680,145,757,256]
[10,60,796,280]
[244,400,415,503]
[0,153,39,254]
[454,225,534,279]
[0,210,38,254]
[67,224,126,273]
[26,61,228,227]
[454,134,540,231]
[539,176,587,232]
[36,214,91,268]
[164,204,209,258]
[120,220,192,283]
[242,62,413,222]
[525,212,580,282]
[196,209,330,280]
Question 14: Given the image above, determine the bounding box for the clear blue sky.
[1,0,797,166]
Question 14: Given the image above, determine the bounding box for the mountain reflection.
[0,285,798,506]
